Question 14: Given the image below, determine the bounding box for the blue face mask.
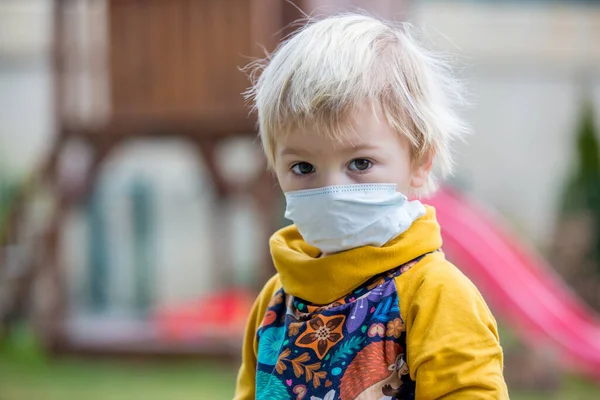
[284,183,426,254]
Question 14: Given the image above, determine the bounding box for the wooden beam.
[35,137,117,352]
[62,116,257,142]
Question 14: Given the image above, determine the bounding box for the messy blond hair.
[245,13,469,195]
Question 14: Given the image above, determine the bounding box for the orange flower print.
[268,292,284,308]
[296,315,345,359]
[310,301,343,314]
[386,318,405,338]
[275,348,291,374]
[288,321,304,336]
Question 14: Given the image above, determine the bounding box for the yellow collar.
[269,205,442,304]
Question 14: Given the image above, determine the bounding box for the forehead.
[276,107,400,155]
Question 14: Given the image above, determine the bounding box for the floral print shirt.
[255,255,428,400]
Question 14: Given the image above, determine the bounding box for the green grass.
[0,359,236,400]
[0,331,236,400]
[510,379,600,400]
[0,327,599,400]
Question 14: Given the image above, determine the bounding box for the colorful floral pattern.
[255,253,432,399]
[296,315,345,359]
[256,370,289,400]
[258,326,286,366]
[386,318,405,338]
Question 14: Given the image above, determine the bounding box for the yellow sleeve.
[395,253,509,399]
[233,275,282,400]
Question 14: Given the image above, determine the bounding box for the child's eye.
[348,158,372,172]
[291,162,315,175]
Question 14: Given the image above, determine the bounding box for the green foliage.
[576,104,600,183]
[0,326,237,400]
[256,371,289,400]
[562,105,600,207]
[0,177,19,241]
[560,101,600,274]
[328,335,364,366]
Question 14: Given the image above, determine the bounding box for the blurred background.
[1,0,600,399]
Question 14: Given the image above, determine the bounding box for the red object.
[155,288,255,341]
[428,187,600,381]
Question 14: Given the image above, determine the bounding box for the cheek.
[274,166,306,193]
[274,169,292,192]
[273,163,288,189]
[393,156,414,192]
[394,176,412,195]
[355,162,412,191]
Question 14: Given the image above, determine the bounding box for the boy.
[234,13,508,400]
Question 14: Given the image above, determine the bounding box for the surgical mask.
[284,183,426,254]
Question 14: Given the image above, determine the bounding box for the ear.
[410,150,434,189]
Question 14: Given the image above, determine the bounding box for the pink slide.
[427,187,600,381]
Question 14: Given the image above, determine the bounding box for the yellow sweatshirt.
[234,206,508,400]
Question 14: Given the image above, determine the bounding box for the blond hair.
[245,13,469,195]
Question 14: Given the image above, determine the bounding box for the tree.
[553,100,600,310]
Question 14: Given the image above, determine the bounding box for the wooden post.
[41,136,116,352]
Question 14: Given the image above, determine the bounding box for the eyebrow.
[278,143,380,157]
[280,148,307,157]
[345,143,380,152]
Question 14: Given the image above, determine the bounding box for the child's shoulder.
[252,274,284,310]
[395,252,497,329]
[256,273,284,304]
[395,251,484,302]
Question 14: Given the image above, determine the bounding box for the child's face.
[274,107,431,194]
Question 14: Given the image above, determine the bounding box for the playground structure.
[0,0,305,357]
